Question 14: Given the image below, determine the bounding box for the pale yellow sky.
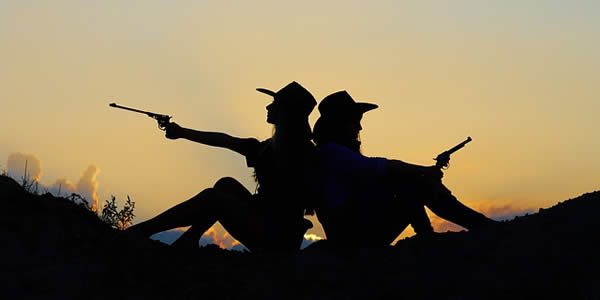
[1,1,599,241]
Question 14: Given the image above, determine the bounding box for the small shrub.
[101,195,135,230]
[66,193,93,211]
[21,178,40,195]
[10,159,40,195]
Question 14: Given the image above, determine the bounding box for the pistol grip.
[434,154,450,169]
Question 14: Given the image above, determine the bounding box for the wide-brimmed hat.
[318,90,378,120]
[256,81,316,117]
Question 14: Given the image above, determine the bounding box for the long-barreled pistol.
[109,103,172,131]
[434,136,472,169]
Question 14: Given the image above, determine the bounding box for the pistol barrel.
[109,103,151,115]
[447,136,472,155]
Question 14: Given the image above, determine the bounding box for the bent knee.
[191,187,215,201]
[214,177,243,191]
[436,183,453,196]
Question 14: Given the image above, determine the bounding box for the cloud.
[429,203,535,233]
[301,233,324,249]
[75,165,100,211]
[6,153,42,182]
[44,166,100,209]
[477,204,536,220]
[150,226,325,251]
[49,178,77,197]
[429,217,465,233]
[5,153,101,210]
[151,226,246,251]
[150,229,184,245]
[392,203,536,244]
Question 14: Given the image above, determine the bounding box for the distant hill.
[0,175,598,299]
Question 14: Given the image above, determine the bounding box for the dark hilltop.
[1,175,598,299]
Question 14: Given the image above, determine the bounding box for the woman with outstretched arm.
[126,81,317,252]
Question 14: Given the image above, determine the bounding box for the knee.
[213,177,242,191]
[436,183,453,196]
[424,178,453,196]
[190,187,215,203]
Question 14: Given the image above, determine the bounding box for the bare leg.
[125,188,220,239]
[422,178,497,230]
[376,198,433,244]
[170,221,212,249]
[215,177,310,252]
[370,180,433,244]
[171,177,259,250]
[409,204,434,235]
[382,175,495,240]
[208,177,264,251]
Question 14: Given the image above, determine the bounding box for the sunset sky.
[1,1,598,247]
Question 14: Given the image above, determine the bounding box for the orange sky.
[1,1,599,246]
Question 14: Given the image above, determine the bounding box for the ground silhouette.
[0,174,598,299]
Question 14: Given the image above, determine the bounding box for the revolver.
[109,103,172,131]
[434,136,472,169]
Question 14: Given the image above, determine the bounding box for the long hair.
[270,111,316,216]
[313,117,361,153]
[272,117,312,152]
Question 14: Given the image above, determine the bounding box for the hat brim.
[256,88,276,97]
[356,102,378,114]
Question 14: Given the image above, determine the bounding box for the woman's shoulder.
[317,142,350,154]
[259,138,272,145]
[240,137,263,149]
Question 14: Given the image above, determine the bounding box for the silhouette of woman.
[312,91,498,246]
[126,82,317,252]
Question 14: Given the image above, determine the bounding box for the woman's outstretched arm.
[165,122,257,156]
[386,159,443,180]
